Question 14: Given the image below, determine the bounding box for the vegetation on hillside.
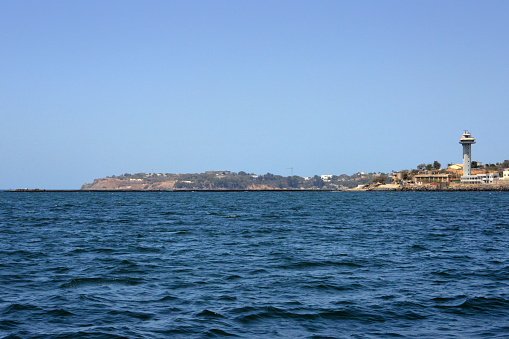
[100,171,381,190]
[87,159,509,190]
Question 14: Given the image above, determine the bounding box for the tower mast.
[459,131,476,177]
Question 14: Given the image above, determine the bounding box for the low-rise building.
[414,171,452,184]
[501,169,509,180]
[461,173,499,184]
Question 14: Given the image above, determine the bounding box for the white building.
[321,175,333,181]
[461,173,499,184]
[501,169,509,180]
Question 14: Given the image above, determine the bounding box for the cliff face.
[81,178,176,190]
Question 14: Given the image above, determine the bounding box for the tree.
[502,160,509,168]
[472,161,478,168]
[417,163,426,171]
[401,170,409,180]
[372,175,387,184]
[312,175,325,188]
[433,161,441,170]
[425,164,433,171]
[286,176,299,188]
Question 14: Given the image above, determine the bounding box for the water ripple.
[1,191,509,337]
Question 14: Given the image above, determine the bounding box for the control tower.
[459,131,476,176]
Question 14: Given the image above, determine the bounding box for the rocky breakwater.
[400,182,509,191]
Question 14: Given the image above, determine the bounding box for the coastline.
[357,182,509,192]
[5,186,509,193]
[4,189,334,192]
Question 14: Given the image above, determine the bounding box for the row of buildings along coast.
[380,131,508,190]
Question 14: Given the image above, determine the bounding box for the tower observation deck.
[459,131,475,176]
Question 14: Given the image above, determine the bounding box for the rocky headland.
[80,171,376,191]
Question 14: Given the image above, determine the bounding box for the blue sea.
[1,191,509,338]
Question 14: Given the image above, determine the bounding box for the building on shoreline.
[460,173,499,184]
[459,131,475,176]
[456,131,503,185]
[501,169,509,180]
[460,131,479,184]
[414,171,452,184]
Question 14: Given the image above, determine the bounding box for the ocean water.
[1,191,508,338]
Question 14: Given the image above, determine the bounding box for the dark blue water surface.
[1,191,509,338]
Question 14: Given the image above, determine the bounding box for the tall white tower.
[459,131,476,176]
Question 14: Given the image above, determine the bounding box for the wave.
[196,309,225,318]
[279,260,364,269]
[231,306,390,323]
[60,277,144,288]
[202,328,238,337]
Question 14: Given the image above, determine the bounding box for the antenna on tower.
[286,167,294,176]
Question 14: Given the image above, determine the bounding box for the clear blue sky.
[1,1,508,188]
